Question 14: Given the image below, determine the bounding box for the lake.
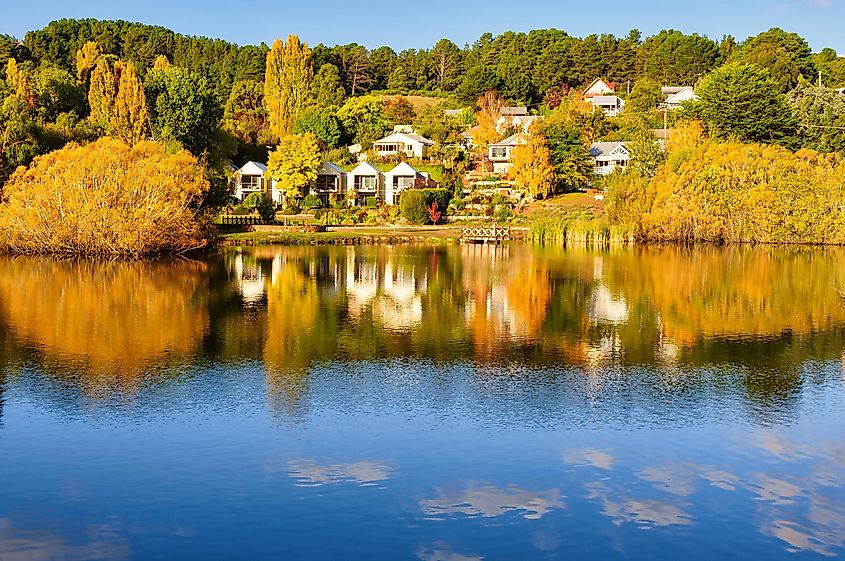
[0,244,844,560]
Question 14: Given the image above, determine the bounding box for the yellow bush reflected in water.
[0,257,210,386]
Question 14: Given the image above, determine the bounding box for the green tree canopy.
[687,62,796,145]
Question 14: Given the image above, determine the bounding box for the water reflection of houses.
[345,249,425,332]
[231,251,267,306]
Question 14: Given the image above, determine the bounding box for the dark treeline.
[6,19,845,106]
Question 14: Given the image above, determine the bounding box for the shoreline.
[216,226,529,246]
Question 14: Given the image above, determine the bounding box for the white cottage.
[347,161,383,205]
[232,161,269,202]
[373,131,435,159]
[488,133,529,175]
[384,162,430,206]
[589,142,630,175]
[311,162,346,204]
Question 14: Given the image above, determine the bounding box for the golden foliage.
[152,55,171,72]
[0,256,209,386]
[607,121,845,245]
[88,57,115,130]
[267,132,322,198]
[264,35,314,141]
[112,61,149,145]
[5,59,31,103]
[0,137,210,256]
[75,41,101,83]
[471,91,505,168]
[511,134,556,199]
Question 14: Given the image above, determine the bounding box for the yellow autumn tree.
[0,137,211,256]
[471,91,505,171]
[88,57,116,130]
[112,61,149,145]
[5,58,31,103]
[267,132,322,201]
[152,54,171,72]
[264,35,314,141]
[511,134,556,199]
[75,41,101,84]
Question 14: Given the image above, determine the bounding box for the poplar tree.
[264,35,314,141]
[88,57,116,130]
[112,61,149,145]
[5,59,31,103]
[75,41,101,84]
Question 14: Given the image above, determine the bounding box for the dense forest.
[6,19,845,103]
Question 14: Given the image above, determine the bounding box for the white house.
[588,95,625,117]
[583,78,615,99]
[310,162,346,204]
[347,161,383,205]
[373,131,435,159]
[589,142,630,176]
[488,133,529,175]
[663,87,698,110]
[232,161,269,202]
[384,162,430,206]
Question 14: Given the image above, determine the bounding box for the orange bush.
[0,137,210,256]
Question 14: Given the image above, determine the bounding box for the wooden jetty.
[460,224,511,244]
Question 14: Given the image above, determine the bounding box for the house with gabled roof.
[310,162,346,204]
[583,78,615,99]
[488,133,530,174]
[373,131,435,159]
[589,142,630,175]
[384,162,431,206]
[347,161,383,205]
[232,161,269,202]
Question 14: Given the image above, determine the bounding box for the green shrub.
[230,205,250,216]
[313,209,325,220]
[256,199,277,222]
[280,204,301,215]
[421,189,452,217]
[242,192,265,209]
[366,196,378,208]
[494,204,512,223]
[301,194,324,210]
[400,190,429,224]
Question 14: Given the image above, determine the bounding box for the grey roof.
[591,96,622,105]
[500,106,529,116]
[589,142,629,157]
[661,86,689,95]
[444,109,464,116]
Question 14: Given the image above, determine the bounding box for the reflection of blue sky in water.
[563,430,845,556]
[420,483,564,520]
[286,459,393,487]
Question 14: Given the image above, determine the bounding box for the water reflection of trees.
[1,245,844,419]
[0,256,210,392]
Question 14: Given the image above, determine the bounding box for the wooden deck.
[460,225,511,244]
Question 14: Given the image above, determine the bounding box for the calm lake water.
[1,244,844,560]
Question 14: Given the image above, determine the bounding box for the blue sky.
[1,0,842,53]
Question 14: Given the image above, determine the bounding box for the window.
[394,176,415,190]
[355,175,376,191]
[491,147,508,159]
[240,175,262,190]
[378,144,398,153]
[315,175,337,191]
